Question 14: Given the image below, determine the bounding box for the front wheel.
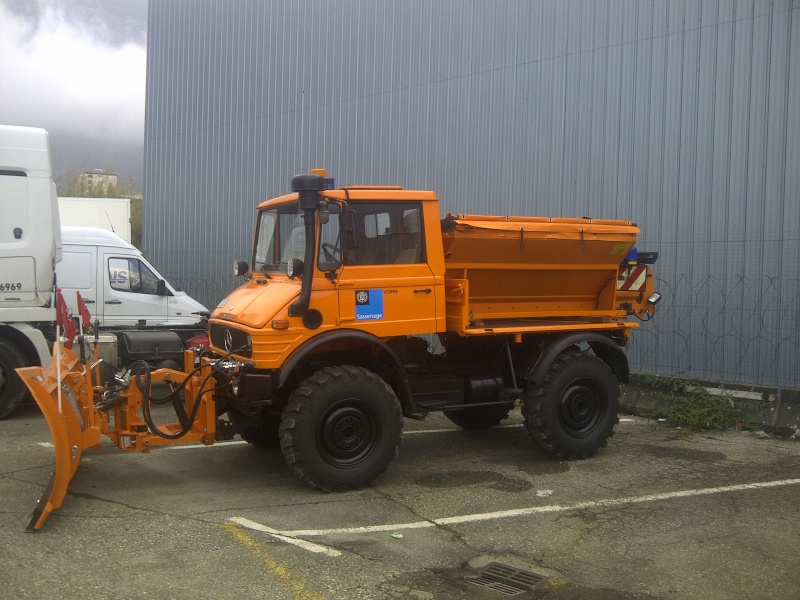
[279,365,403,491]
[523,352,619,459]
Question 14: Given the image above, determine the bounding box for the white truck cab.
[58,226,207,327]
[1,126,60,418]
[0,126,60,315]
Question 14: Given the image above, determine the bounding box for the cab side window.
[345,202,423,265]
[108,258,161,295]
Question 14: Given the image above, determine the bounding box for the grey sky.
[0,0,148,189]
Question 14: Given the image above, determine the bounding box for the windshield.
[253,203,305,274]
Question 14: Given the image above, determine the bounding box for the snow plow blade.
[17,345,101,532]
[17,342,218,531]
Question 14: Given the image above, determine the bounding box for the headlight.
[233,260,249,276]
[287,258,303,279]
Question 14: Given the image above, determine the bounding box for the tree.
[130,197,143,248]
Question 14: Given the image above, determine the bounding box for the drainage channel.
[465,562,547,596]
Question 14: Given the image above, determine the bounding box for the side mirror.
[234,260,250,276]
[156,279,168,296]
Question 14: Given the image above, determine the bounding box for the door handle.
[105,300,122,304]
[83,299,95,304]
[413,288,432,294]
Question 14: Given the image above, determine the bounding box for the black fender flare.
[526,332,630,384]
[276,330,418,414]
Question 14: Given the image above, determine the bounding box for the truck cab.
[0,126,60,315]
[214,184,445,356]
[0,125,61,418]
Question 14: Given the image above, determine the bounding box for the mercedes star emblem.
[224,329,233,352]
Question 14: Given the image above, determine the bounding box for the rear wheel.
[523,352,619,459]
[0,339,29,419]
[443,403,513,429]
[280,365,403,491]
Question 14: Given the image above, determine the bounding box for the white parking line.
[40,421,644,452]
[234,478,800,544]
[41,420,645,451]
[145,425,523,451]
[228,517,342,556]
[433,478,800,526]
[158,425,523,451]
[163,440,249,450]
[405,424,523,435]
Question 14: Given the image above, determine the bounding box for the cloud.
[3,0,147,47]
[0,0,146,183]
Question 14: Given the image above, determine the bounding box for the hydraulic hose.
[131,346,244,440]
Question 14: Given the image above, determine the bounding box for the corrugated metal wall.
[144,0,800,388]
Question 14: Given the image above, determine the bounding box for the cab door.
[333,203,438,336]
[102,254,169,325]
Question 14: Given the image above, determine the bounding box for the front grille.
[210,323,252,357]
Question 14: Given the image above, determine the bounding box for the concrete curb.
[620,374,800,437]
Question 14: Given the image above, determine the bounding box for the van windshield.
[253,203,305,274]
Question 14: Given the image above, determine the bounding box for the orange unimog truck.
[18,171,660,530]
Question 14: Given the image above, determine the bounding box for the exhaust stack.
[288,173,325,317]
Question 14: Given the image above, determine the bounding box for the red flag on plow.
[55,289,76,349]
[76,291,93,333]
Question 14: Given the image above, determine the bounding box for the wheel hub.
[333,415,365,450]
[321,404,375,462]
[560,381,602,434]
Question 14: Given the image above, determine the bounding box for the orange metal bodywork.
[442,214,657,336]
[210,190,658,369]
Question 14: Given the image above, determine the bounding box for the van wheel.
[523,352,619,459]
[280,366,403,491]
[443,403,513,429]
[0,339,29,419]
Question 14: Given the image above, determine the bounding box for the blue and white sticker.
[355,289,384,321]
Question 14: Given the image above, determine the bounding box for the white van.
[58,226,207,327]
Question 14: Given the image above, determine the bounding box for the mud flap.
[17,345,100,531]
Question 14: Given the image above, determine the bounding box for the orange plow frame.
[17,344,218,531]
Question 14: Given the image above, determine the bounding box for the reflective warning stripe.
[617,266,647,291]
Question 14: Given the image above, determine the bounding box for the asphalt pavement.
[1,399,799,600]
